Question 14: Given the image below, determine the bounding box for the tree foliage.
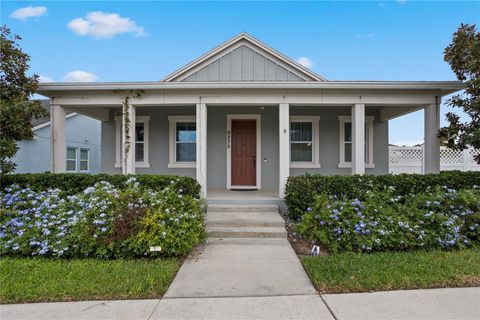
[439,23,480,164]
[0,26,47,173]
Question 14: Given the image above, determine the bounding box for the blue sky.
[2,0,479,145]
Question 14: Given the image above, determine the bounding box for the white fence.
[389,146,480,174]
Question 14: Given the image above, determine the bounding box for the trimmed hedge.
[285,171,480,220]
[0,173,201,198]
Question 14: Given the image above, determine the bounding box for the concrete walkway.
[2,287,479,320]
[152,203,332,319]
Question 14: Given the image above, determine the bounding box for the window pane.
[345,122,352,142]
[67,160,76,171]
[291,143,312,162]
[177,143,196,162]
[301,123,312,141]
[345,143,352,162]
[67,148,76,160]
[176,122,196,142]
[135,143,144,162]
[290,122,312,142]
[80,149,88,161]
[80,161,88,171]
[136,123,144,142]
[290,123,302,141]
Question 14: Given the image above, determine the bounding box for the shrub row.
[0,173,201,198]
[0,177,206,258]
[296,186,480,253]
[285,171,480,220]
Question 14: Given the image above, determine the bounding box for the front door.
[231,120,256,186]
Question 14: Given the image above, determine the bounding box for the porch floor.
[207,189,279,200]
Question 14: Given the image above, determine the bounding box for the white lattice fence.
[389,146,480,174]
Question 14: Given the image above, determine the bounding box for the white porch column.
[352,103,365,175]
[122,103,136,174]
[196,103,207,198]
[50,104,66,173]
[279,103,290,198]
[424,101,440,173]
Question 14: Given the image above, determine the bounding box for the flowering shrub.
[0,177,206,258]
[296,186,480,253]
[285,171,480,220]
[0,173,201,198]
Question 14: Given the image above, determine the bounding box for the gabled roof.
[161,32,326,82]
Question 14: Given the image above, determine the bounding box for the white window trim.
[226,114,261,190]
[66,147,77,172]
[114,116,150,168]
[338,115,375,168]
[289,116,321,168]
[79,148,89,172]
[168,115,196,168]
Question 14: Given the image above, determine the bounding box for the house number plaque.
[226,130,231,150]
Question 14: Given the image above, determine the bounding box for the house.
[13,100,101,174]
[37,33,464,198]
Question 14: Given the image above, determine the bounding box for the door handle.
[253,155,256,168]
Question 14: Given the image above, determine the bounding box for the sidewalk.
[2,287,479,320]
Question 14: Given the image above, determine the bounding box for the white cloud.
[38,75,54,82]
[355,33,375,39]
[397,0,407,4]
[64,71,98,82]
[296,57,314,69]
[67,12,147,38]
[10,6,47,20]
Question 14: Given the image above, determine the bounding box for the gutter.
[37,81,465,95]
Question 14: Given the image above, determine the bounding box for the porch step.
[207,211,285,228]
[207,226,287,239]
[208,204,278,213]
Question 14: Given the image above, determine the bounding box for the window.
[80,149,89,172]
[338,116,374,168]
[66,147,77,172]
[135,123,145,162]
[115,116,150,168]
[289,116,320,168]
[168,116,196,168]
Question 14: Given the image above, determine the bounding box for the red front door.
[231,120,256,186]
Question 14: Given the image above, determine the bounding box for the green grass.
[302,249,480,293]
[0,258,181,304]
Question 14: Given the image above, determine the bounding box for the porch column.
[424,101,440,173]
[279,103,290,198]
[196,103,207,198]
[122,103,136,174]
[50,104,66,173]
[352,103,365,175]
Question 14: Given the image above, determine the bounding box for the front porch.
[47,97,445,199]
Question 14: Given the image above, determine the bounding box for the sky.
[2,0,479,146]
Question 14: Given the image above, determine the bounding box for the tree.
[0,26,48,173]
[439,23,480,164]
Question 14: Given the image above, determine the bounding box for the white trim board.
[226,114,262,190]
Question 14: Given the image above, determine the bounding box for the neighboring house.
[37,33,465,198]
[389,145,480,174]
[14,100,101,174]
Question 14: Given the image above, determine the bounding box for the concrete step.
[207,211,285,228]
[207,226,287,239]
[208,204,278,213]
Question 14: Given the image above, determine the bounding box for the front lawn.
[302,249,480,293]
[0,258,180,304]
